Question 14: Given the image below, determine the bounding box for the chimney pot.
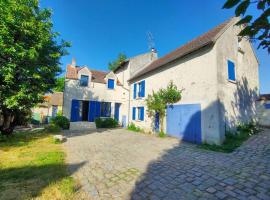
[71,58,76,67]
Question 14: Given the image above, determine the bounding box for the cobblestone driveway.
[64,129,270,200]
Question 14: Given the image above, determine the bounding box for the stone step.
[69,122,96,131]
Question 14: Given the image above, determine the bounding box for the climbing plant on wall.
[146,81,182,133]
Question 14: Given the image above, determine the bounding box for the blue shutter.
[88,101,96,122]
[228,60,236,81]
[132,107,136,120]
[71,99,80,122]
[108,79,114,89]
[141,80,145,97]
[133,83,137,99]
[140,107,144,121]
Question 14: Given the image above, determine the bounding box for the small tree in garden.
[146,81,182,133]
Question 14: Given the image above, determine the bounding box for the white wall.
[129,46,222,144]
[215,20,259,132]
[63,76,129,125]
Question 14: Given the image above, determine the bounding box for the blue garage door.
[166,104,202,144]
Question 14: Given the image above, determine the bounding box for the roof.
[129,18,235,81]
[49,92,63,106]
[258,94,270,101]
[38,92,63,107]
[91,70,108,84]
[66,65,122,85]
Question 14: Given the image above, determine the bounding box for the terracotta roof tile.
[129,18,234,81]
[49,92,63,106]
[66,65,123,85]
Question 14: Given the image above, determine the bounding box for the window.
[80,75,89,86]
[108,79,115,89]
[101,102,111,117]
[227,60,236,82]
[134,80,145,99]
[132,107,144,121]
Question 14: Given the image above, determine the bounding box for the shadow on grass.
[0,162,85,200]
[0,128,61,148]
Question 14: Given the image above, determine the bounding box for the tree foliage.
[223,0,270,53]
[146,81,182,132]
[108,53,127,71]
[0,0,69,135]
[53,77,65,92]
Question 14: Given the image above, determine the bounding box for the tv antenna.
[147,31,156,51]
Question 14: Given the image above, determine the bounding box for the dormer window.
[80,75,89,86]
[108,79,115,89]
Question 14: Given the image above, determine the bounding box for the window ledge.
[228,79,237,84]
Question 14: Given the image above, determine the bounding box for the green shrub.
[95,117,118,128]
[200,121,260,153]
[127,123,141,132]
[158,131,166,138]
[44,124,61,133]
[50,116,70,130]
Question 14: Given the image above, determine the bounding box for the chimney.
[71,58,76,67]
[151,48,157,53]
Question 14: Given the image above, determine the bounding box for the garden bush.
[158,131,166,138]
[127,123,141,132]
[95,117,118,128]
[50,116,70,130]
[200,121,260,153]
[44,124,61,133]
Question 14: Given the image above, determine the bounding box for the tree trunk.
[160,116,164,133]
[0,110,15,136]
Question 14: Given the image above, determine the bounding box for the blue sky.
[40,0,269,94]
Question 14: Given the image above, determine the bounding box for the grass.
[199,125,260,153]
[0,129,84,200]
[127,123,142,132]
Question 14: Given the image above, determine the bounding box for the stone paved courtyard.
[64,128,270,200]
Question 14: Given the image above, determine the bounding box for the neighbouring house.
[32,92,63,123]
[63,17,259,144]
[257,94,270,128]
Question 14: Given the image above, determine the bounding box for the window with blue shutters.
[228,60,236,81]
[80,75,89,86]
[132,107,136,120]
[108,79,115,89]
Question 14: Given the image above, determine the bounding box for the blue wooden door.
[70,99,81,122]
[114,103,120,121]
[155,112,159,132]
[166,104,201,144]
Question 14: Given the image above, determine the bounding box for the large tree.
[0,0,69,135]
[53,77,65,92]
[223,0,270,53]
[108,53,127,71]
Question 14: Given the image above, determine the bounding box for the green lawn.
[0,129,85,200]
